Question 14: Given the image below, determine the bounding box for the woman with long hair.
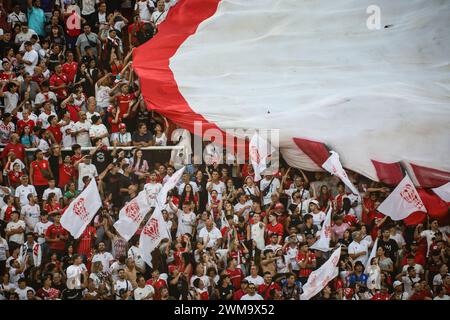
[224,178,237,203]
[194,170,208,212]
[317,185,333,211]
[376,246,394,275]
[19,125,37,148]
[74,63,94,97]
[153,116,169,146]
[43,193,61,220]
[180,184,198,212]
[242,176,260,200]
[129,148,149,184]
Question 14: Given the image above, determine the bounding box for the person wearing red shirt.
[107,105,122,133]
[225,257,243,290]
[49,64,69,101]
[258,272,281,300]
[0,133,25,164]
[58,155,74,189]
[371,287,391,300]
[146,270,167,300]
[16,109,35,135]
[60,94,81,122]
[29,150,53,198]
[45,213,68,258]
[233,279,249,300]
[115,84,136,118]
[128,15,145,48]
[46,115,63,144]
[265,212,284,245]
[296,242,317,284]
[77,224,97,257]
[1,195,16,223]
[401,241,426,267]
[62,51,78,83]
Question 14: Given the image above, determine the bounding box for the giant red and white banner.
[61,179,102,239]
[133,0,450,185]
[378,174,427,221]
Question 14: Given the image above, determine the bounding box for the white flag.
[322,151,359,195]
[249,133,276,181]
[157,166,185,205]
[139,202,170,267]
[432,182,450,202]
[61,179,102,239]
[113,191,153,242]
[377,174,427,221]
[300,246,341,300]
[310,206,332,252]
[365,238,379,272]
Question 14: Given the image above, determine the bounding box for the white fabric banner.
[322,151,359,195]
[249,133,276,181]
[139,201,171,267]
[432,182,450,202]
[61,179,102,239]
[157,166,185,205]
[300,246,341,300]
[310,206,332,252]
[113,190,153,242]
[377,174,427,221]
[365,238,379,272]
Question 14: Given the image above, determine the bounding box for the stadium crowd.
[0,0,449,301]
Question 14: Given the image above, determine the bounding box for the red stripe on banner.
[292,138,330,167]
[133,0,221,135]
[371,160,404,185]
[410,164,450,188]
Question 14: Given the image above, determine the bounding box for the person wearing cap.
[111,122,132,146]
[391,280,409,300]
[308,199,326,229]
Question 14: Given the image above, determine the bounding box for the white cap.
[393,280,402,288]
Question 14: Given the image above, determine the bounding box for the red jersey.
[296,251,316,278]
[71,154,83,178]
[62,61,78,83]
[7,171,24,188]
[225,268,243,290]
[116,93,135,117]
[107,114,122,133]
[49,73,69,99]
[233,289,245,300]
[128,22,145,47]
[258,282,281,300]
[1,205,16,223]
[1,142,25,161]
[47,125,63,143]
[17,119,35,135]
[66,104,81,122]
[401,253,426,267]
[77,225,96,256]
[45,224,68,251]
[146,278,167,300]
[31,159,51,186]
[265,223,284,244]
[59,163,74,188]
[44,203,61,217]
[371,292,391,300]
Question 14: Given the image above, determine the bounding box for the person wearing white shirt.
[20,194,40,233]
[6,212,26,246]
[250,213,266,251]
[348,231,369,266]
[60,118,76,148]
[37,108,57,129]
[66,255,88,290]
[42,183,63,204]
[89,115,110,146]
[73,111,92,147]
[77,157,98,191]
[206,171,226,202]
[241,284,264,300]
[1,86,19,114]
[15,176,37,207]
[198,220,222,248]
[114,269,132,300]
[309,200,326,229]
[175,203,197,237]
[143,173,162,207]
[134,0,154,23]
[14,279,34,300]
[244,265,264,287]
[22,42,38,76]
[92,242,114,273]
[234,194,253,219]
[14,25,37,46]
[260,174,280,207]
[8,6,27,28]
[35,90,57,110]
[415,219,449,257]
[134,275,154,300]
[151,1,168,26]
[33,213,53,245]
[128,245,146,273]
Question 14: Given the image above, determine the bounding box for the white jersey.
[21,204,40,232]
[176,210,196,237]
[34,221,53,244]
[251,222,265,251]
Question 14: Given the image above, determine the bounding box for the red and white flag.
[113,191,153,242]
[139,202,171,267]
[432,181,450,203]
[310,206,332,252]
[61,179,102,239]
[157,166,185,205]
[300,246,341,300]
[322,151,359,195]
[249,133,276,181]
[377,174,427,221]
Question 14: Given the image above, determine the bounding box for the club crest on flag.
[73,198,89,222]
[125,202,141,223]
[400,184,425,210]
[143,218,160,241]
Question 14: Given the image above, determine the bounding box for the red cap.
[118,123,126,129]
[274,203,284,210]
[168,265,177,274]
